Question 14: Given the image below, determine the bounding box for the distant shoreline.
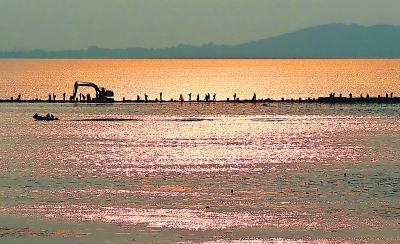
[2,24,400,59]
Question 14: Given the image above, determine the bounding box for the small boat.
[33,113,58,121]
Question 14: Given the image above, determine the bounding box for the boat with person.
[33,113,58,121]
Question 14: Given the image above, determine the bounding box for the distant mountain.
[234,23,400,58]
[1,23,400,58]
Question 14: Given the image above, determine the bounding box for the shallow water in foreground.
[0,102,399,243]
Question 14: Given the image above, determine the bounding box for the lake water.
[0,59,399,243]
[1,59,400,101]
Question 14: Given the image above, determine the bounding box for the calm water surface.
[0,102,399,243]
[0,60,399,243]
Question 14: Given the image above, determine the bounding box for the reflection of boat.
[33,113,58,121]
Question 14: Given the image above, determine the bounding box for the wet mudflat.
[0,102,399,243]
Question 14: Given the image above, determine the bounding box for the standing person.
[160,92,163,101]
[144,93,148,102]
[179,94,184,102]
[213,93,216,101]
[188,93,192,101]
[252,93,256,101]
[196,94,200,102]
[62,93,66,101]
[233,93,236,101]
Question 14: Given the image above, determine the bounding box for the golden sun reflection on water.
[1,59,400,101]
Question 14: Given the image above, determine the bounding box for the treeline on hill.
[0,44,236,59]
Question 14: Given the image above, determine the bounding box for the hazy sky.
[1,0,400,51]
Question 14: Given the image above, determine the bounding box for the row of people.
[137,92,258,102]
[330,92,394,99]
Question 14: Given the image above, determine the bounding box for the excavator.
[69,81,114,102]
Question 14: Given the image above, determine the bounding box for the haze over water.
[0,59,399,243]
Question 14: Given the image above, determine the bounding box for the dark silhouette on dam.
[1,81,400,104]
[69,81,114,103]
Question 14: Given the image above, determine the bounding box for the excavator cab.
[96,87,114,102]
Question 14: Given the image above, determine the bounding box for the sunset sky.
[1,0,399,51]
